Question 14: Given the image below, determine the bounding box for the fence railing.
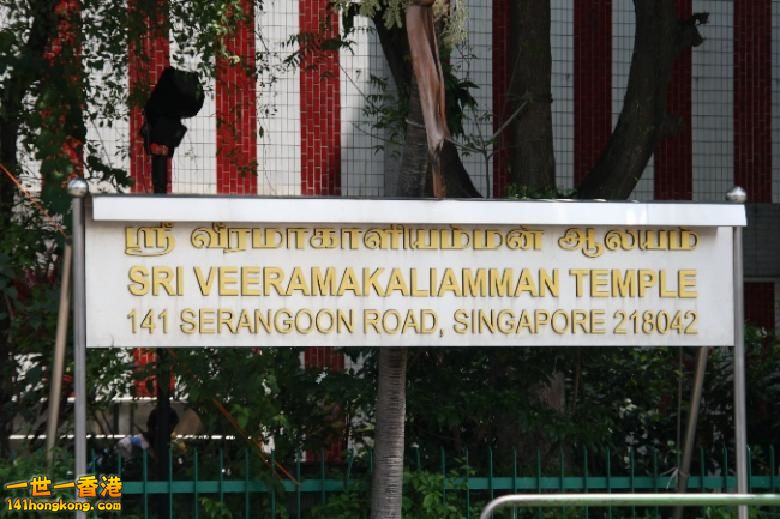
[91,444,780,518]
[478,494,780,519]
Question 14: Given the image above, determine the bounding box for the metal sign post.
[68,178,88,519]
[727,186,748,519]
[73,193,751,517]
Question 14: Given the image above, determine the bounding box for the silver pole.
[68,178,88,519]
[479,494,780,519]
[727,186,747,519]
[46,243,71,466]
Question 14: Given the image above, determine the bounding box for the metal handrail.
[479,493,780,519]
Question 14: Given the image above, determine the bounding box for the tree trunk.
[372,10,480,198]
[369,49,427,519]
[397,81,430,197]
[578,0,707,199]
[406,4,448,197]
[506,0,555,194]
[370,347,408,519]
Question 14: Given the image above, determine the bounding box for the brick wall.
[128,0,170,194]
[574,0,611,187]
[655,0,693,200]
[734,0,772,203]
[299,0,341,196]
[216,0,257,194]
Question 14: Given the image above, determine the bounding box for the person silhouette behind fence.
[116,408,179,473]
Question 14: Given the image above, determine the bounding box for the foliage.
[696,327,780,470]
[0,0,273,459]
[0,199,63,445]
[507,183,577,200]
[168,347,373,460]
[310,468,470,519]
[199,496,234,519]
[0,448,72,518]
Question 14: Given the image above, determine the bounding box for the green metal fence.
[92,445,780,518]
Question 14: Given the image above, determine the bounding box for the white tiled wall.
[257,0,302,195]
[693,0,734,201]
[340,15,387,197]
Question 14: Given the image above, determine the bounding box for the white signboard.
[84,197,744,348]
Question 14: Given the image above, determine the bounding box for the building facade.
[13,0,780,366]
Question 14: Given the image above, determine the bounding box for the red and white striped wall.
[81,1,780,336]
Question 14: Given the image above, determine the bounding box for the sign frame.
[69,188,749,516]
[85,195,744,349]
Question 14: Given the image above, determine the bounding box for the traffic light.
[141,66,204,193]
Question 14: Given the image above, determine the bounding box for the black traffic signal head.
[141,66,205,157]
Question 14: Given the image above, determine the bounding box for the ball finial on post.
[726,186,746,203]
[67,178,89,198]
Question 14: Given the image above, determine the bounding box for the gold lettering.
[295,309,313,333]
[558,228,603,258]
[263,267,285,296]
[310,227,337,249]
[678,269,697,298]
[152,266,176,296]
[363,268,387,297]
[590,269,609,297]
[453,309,469,334]
[337,267,361,296]
[218,309,236,333]
[463,268,487,297]
[550,310,569,334]
[591,309,606,334]
[254,310,273,334]
[437,268,462,296]
[179,308,196,334]
[241,267,261,296]
[275,309,293,334]
[534,309,550,331]
[420,309,437,334]
[474,229,503,250]
[337,309,354,333]
[286,267,311,296]
[128,266,149,296]
[311,267,337,296]
[219,267,239,296]
[659,270,677,298]
[341,228,362,249]
[540,269,559,297]
[516,310,534,333]
[236,310,253,332]
[286,228,307,249]
[514,269,538,297]
[409,268,429,297]
[441,227,470,249]
[569,268,588,297]
[385,268,410,296]
[194,267,217,296]
[638,269,657,297]
[363,309,380,333]
[125,223,175,256]
[571,309,589,333]
[199,309,217,334]
[612,269,637,297]
[252,228,283,249]
[489,268,513,297]
[315,310,334,333]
